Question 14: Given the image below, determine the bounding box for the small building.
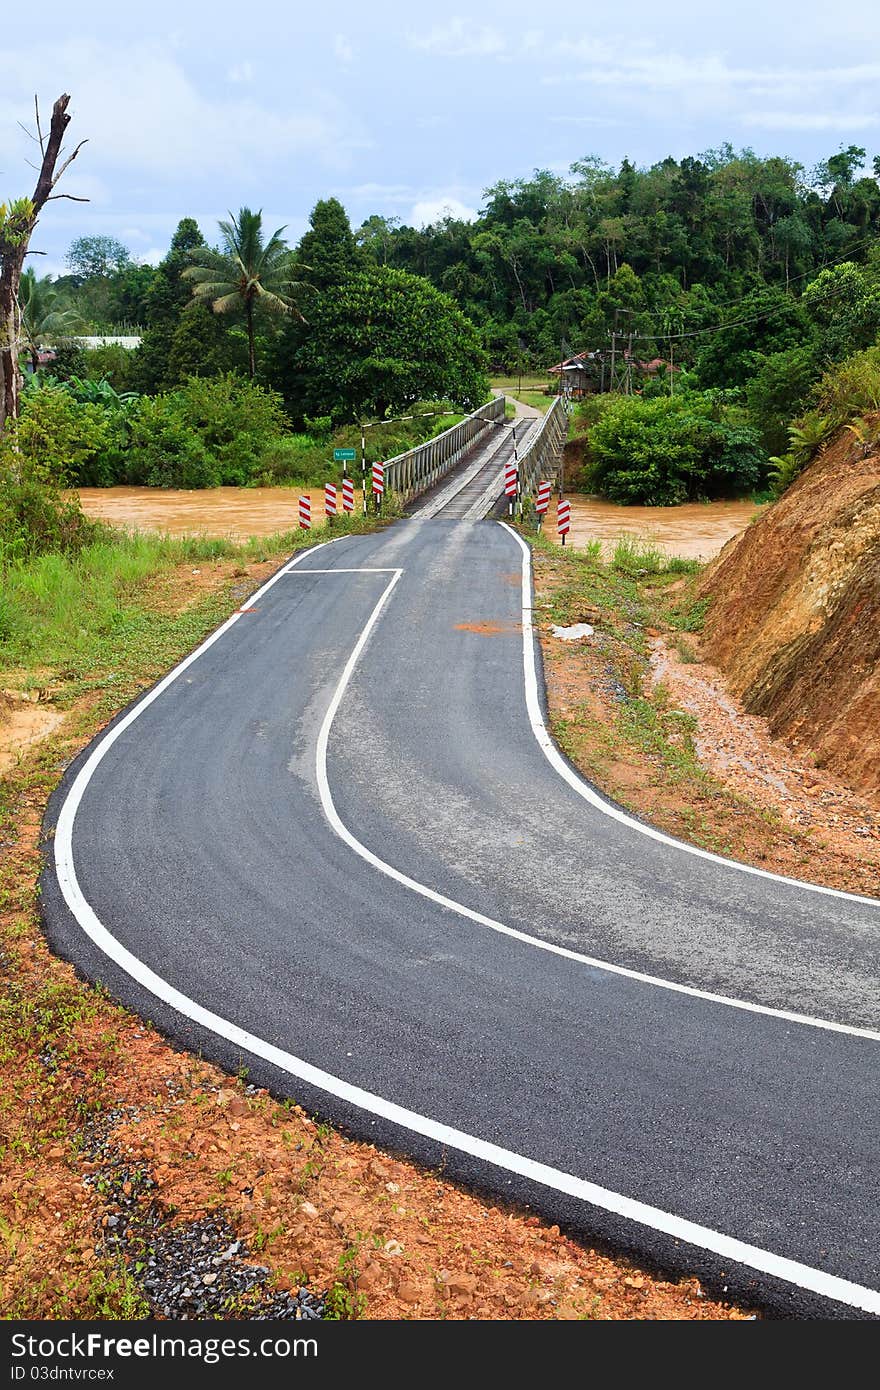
[547,351,605,397]
[548,349,678,397]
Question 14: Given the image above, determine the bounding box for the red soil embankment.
[698,422,880,799]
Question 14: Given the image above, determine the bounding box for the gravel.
[80,1114,325,1320]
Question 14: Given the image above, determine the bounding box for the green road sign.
[333,448,357,461]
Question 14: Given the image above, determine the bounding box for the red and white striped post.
[298,495,311,531]
[536,479,552,524]
[341,476,355,515]
[557,497,571,546]
[324,483,337,524]
[504,460,518,518]
[372,461,384,512]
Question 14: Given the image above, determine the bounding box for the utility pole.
[609,308,618,394]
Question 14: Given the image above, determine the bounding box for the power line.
[623,228,880,323]
[617,271,869,347]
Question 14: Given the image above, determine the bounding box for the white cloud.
[549,115,628,127]
[333,34,354,65]
[542,45,880,90]
[138,248,164,265]
[0,40,369,185]
[227,61,254,83]
[741,111,880,131]
[347,182,418,205]
[411,196,477,227]
[408,18,506,58]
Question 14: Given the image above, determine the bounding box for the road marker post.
[324,483,337,526]
[557,497,570,546]
[341,476,355,515]
[504,460,518,518]
[536,480,552,528]
[372,461,385,514]
[298,495,311,531]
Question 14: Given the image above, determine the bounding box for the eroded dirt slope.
[698,423,880,799]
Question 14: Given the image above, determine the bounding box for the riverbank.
[74,487,761,566]
[547,496,761,561]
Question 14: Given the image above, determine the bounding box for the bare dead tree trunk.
[0,94,87,435]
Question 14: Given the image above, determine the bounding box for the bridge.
[379,392,569,520]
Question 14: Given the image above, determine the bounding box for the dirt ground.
[651,638,880,882]
[0,553,753,1322]
[534,549,880,900]
[698,422,880,801]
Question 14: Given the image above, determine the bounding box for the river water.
[74,486,360,539]
[74,487,759,561]
[554,495,760,561]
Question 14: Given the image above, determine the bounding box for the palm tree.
[182,208,308,378]
[18,269,83,373]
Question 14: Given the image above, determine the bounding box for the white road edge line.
[498,520,880,910]
[52,541,880,1315]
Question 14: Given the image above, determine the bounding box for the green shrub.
[126,395,219,488]
[83,344,138,392]
[0,465,102,564]
[585,392,765,504]
[253,435,335,487]
[7,385,115,486]
[813,346,880,424]
[125,374,289,488]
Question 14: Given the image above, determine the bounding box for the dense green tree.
[296,198,362,291]
[131,218,209,392]
[183,208,307,378]
[18,270,82,372]
[693,288,813,389]
[745,345,822,454]
[801,261,880,361]
[66,235,131,281]
[165,304,246,384]
[272,266,487,422]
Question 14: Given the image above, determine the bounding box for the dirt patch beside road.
[698,422,880,800]
[533,543,879,899]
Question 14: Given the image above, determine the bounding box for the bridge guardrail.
[517,395,570,505]
[382,396,506,505]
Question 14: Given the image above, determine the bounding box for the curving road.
[42,519,880,1318]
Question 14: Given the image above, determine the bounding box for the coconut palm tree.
[18,269,83,373]
[182,208,308,378]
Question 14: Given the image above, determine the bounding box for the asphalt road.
[42,519,880,1318]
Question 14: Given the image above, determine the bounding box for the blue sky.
[3,1,879,275]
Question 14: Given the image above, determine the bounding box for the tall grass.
[609,535,700,576]
[0,519,374,672]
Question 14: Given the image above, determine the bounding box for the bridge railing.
[517,395,570,503]
[382,396,506,505]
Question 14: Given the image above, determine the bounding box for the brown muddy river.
[552,496,760,560]
[74,486,361,540]
[75,486,759,560]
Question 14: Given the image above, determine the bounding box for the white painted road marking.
[498,520,880,910]
[51,535,880,1315]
